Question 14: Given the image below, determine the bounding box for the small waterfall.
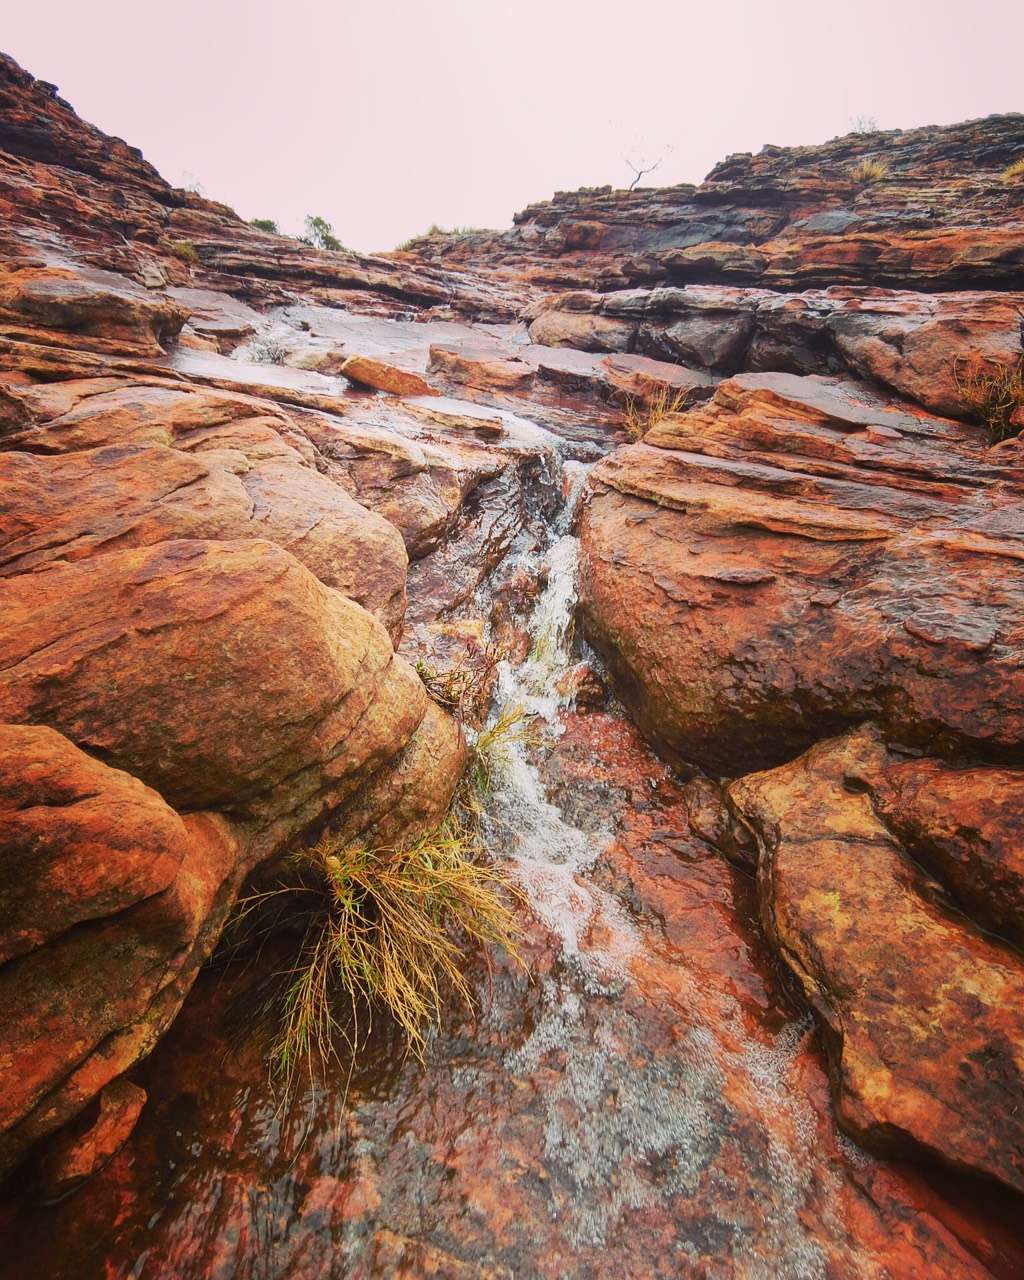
[477,453,639,970]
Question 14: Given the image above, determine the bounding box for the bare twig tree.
[624,154,664,191]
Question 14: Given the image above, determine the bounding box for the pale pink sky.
[5,1,1023,252]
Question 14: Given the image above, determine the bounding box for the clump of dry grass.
[253,797,526,1096]
[623,384,691,441]
[171,239,199,263]
[952,310,1024,445]
[470,703,539,794]
[236,702,539,1095]
[953,354,1024,444]
[415,642,506,724]
[849,157,890,183]
[1001,158,1024,183]
[247,336,290,364]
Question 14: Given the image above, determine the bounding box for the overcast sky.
[5,1,1022,252]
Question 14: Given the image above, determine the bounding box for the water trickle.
[473,451,644,975]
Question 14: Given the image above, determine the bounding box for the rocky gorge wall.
[1,47,1024,1271]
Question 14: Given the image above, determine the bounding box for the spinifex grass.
[1001,158,1024,183]
[623,384,691,440]
[849,157,890,183]
[241,765,531,1096]
[470,703,540,795]
[953,349,1024,444]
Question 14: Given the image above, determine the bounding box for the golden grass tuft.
[952,353,1024,445]
[1001,158,1024,183]
[623,384,691,441]
[849,157,890,184]
[171,239,199,263]
[471,703,539,794]
[233,702,541,1094]
[255,798,526,1097]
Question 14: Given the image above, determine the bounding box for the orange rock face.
[730,727,1024,1194]
[36,1079,147,1200]
[0,386,410,639]
[528,284,1024,418]
[420,115,1024,294]
[0,721,241,1173]
[340,353,438,396]
[428,342,537,391]
[0,59,473,1177]
[580,372,1024,773]
[0,712,1002,1279]
[870,755,1024,947]
[0,262,187,355]
[0,725,188,966]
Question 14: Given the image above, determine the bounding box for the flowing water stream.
[0,390,1006,1279]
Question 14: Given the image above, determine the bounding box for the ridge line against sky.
[5,0,1023,252]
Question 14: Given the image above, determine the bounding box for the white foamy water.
[473,449,645,973]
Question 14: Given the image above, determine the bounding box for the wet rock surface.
[731,728,1024,1192]
[0,711,1006,1279]
[1,47,1024,1280]
[580,372,1024,774]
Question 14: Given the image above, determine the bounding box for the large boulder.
[0,379,409,638]
[580,372,1024,774]
[300,406,508,558]
[428,342,537,392]
[0,722,242,1175]
[0,538,465,1173]
[340,353,437,397]
[729,726,1024,1193]
[0,262,187,355]
[526,308,635,352]
[0,538,421,813]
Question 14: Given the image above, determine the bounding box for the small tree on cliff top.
[302,214,343,252]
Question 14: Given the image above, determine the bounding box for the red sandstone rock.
[869,755,1024,948]
[525,309,634,352]
[528,284,1024,419]
[0,395,410,640]
[36,1079,147,1200]
[299,405,509,557]
[0,261,187,356]
[730,726,1024,1193]
[428,343,536,391]
[419,115,1024,293]
[554,662,607,709]
[0,721,240,1175]
[340,353,438,397]
[0,724,187,966]
[2,46,1024,1248]
[8,711,997,1279]
[0,529,463,1173]
[0,539,420,812]
[580,372,1024,774]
